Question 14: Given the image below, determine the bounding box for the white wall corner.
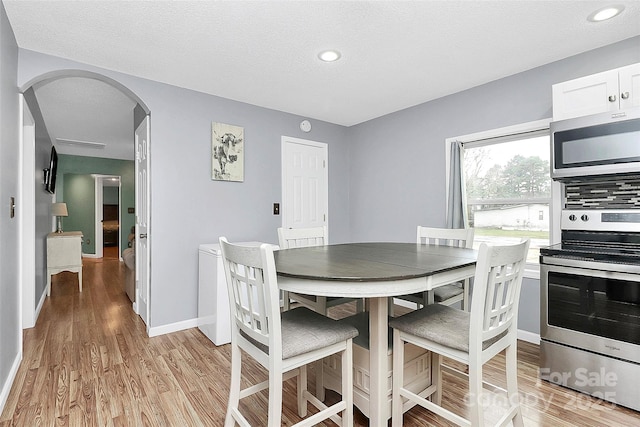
[34,290,47,326]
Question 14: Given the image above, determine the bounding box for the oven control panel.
[561,209,640,232]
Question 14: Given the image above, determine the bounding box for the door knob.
[139,233,147,239]
[621,91,630,100]
[608,95,617,102]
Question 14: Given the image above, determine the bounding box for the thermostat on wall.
[300,120,311,132]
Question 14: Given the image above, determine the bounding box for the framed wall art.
[212,122,244,182]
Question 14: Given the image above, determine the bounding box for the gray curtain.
[446,140,467,229]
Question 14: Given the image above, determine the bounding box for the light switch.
[273,203,280,215]
[10,197,15,218]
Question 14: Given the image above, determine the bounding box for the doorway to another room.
[100,176,121,260]
[20,70,152,332]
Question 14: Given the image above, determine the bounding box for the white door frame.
[20,94,37,330]
[93,175,121,259]
[94,177,104,258]
[281,136,328,230]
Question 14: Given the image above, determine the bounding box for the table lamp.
[51,202,68,233]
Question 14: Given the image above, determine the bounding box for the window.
[447,119,553,271]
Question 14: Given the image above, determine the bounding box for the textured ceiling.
[34,78,136,159]
[4,1,640,158]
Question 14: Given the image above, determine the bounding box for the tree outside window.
[463,134,550,264]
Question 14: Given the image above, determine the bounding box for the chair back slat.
[277,226,327,249]
[417,226,474,249]
[229,264,267,336]
[219,238,281,349]
[470,241,530,346]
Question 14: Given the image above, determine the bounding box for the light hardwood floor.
[1,257,638,426]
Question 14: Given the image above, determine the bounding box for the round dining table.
[274,242,477,426]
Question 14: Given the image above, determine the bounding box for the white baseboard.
[34,289,47,325]
[0,350,22,415]
[517,329,540,345]
[81,254,122,261]
[148,317,198,338]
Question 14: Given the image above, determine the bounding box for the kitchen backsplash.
[565,175,640,209]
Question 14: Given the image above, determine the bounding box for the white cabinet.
[46,231,83,296]
[619,63,640,110]
[552,63,640,120]
[198,241,265,346]
[198,243,230,346]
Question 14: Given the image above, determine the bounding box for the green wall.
[63,174,96,252]
[57,154,135,256]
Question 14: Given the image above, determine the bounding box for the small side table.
[47,231,83,296]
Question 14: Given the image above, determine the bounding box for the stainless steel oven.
[540,209,640,411]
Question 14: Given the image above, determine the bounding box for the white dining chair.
[394,226,474,312]
[219,237,358,427]
[390,240,530,427]
[277,226,362,314]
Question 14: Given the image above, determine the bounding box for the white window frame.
[445,118,561,279]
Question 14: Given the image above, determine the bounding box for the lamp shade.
[51,202,68,217]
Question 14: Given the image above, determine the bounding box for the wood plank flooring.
[1,257,639,426]
[102,246,120,260]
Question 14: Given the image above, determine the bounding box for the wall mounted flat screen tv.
[44,146,58,194]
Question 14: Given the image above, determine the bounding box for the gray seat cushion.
[242,307,358,360]
[433,283,463,302]
[399,282,464,304]
[289,293,357,308]
[389,304,506,353]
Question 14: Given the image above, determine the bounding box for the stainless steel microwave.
[551,108,640,180]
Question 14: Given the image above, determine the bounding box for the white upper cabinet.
[619,63,640,110]
[552,63,640,121]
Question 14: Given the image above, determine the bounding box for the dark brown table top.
[274,242,477,282]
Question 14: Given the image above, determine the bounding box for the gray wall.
[12,34,640,338]
[0,1,20,409]
[18,49,352,329]
[347,36,640,334]
[63,174,96,253]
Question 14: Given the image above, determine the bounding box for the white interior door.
[281,136,328,231]
[135,116,150,328]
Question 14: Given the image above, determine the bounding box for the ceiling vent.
[55,138,106,149]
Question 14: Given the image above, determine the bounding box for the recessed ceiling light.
[588,5,624,22]
[318,50,341,62]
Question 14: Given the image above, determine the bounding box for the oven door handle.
[540,256,640,275]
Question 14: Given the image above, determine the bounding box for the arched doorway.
[20,70,151,330]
